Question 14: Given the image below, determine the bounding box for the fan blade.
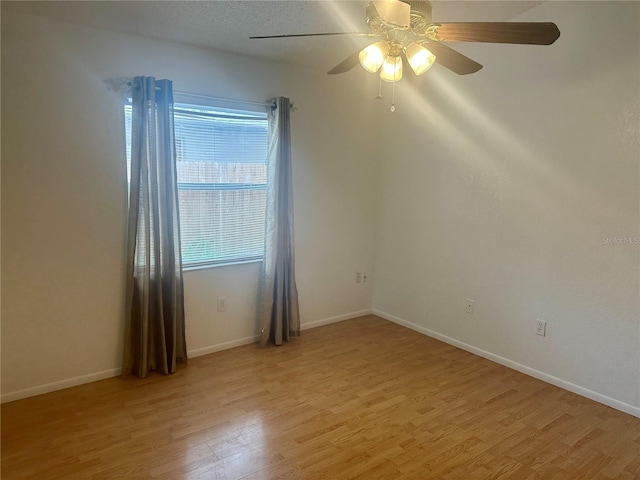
[327,50,362,75]
[419,40,483,75]
[250,32,378,39]
[432,22,560,45]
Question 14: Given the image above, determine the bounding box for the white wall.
[373,1,640,415]
[1,10,378,400]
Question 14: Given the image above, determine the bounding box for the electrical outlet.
[217,297,226,312]
[465,299,475,314]
[362,272,368,283]
[536,319,546,336]
[356,272,362,283]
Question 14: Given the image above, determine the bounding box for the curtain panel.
[122,76,187,378]
[259,97,301,346]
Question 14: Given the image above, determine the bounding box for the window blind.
[125,101,268,267]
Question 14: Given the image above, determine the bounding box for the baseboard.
[188,335,260,358]
[372,309,640,419]
[1,367,122,404]
[1,309,371,404]
[301,309,372,331]
[189,309,371,357]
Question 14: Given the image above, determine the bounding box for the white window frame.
[124,95,269,269]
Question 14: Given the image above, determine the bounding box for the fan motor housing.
[406,1,433,33]
[366,0,433,35]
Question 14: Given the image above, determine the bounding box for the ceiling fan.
[250,0,560,83]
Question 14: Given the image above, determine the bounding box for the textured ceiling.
[3,1,543,72]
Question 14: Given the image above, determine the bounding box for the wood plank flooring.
[2,315,639,479]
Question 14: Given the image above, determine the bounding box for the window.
[125,100,268,268]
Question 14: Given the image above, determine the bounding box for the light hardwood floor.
[2,315,639,479]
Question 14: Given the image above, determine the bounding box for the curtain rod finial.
[104,77,133,95]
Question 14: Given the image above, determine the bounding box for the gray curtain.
[259,97,301,346]
[122,76,187,378]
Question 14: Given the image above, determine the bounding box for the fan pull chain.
[390,78,396,112]
[375,77,383,100]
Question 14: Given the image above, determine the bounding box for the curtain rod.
[104,78,295,110]
[175,91,276,109]
[176,91,296,111]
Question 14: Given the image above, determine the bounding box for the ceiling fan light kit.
[360,0,437,82]
[405,42,436,76]
[380,54,403,82]
[359,40,390,73]
[358,39,435,81]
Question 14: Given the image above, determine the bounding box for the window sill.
[182,258,263,272]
